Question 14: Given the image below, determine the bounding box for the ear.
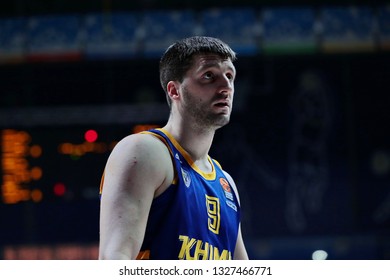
[167,81,180,102]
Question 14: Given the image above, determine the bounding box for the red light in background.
[53,182,66,196]
[84,129,98,143]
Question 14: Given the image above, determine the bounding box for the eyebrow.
[199,60,236,74]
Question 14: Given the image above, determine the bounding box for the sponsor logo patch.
[181,167,191,188]
[226,200,237,212]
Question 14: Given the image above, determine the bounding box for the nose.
[218,75,234,95]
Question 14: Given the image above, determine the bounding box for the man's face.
[178,54,236,130]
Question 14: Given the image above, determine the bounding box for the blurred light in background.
[31,188,43,202]
[53,182,66,197]
[312,250,328,260]
[84,129,98,143]
[29,145,42,158]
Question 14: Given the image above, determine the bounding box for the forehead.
[191,54,236,73]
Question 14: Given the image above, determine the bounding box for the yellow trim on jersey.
[213,159,222,169]
[157,128,217,181]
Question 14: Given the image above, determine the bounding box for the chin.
[214,116,230,129]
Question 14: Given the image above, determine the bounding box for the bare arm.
[234,224,249,260]
[223,171,249,260]
[99,134,173,259]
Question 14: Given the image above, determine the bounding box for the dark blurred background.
[0,0,389,259]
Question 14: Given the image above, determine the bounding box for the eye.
[203,72,214,80]
[226,73,234,81]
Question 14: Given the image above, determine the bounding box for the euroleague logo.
[220,178,230,192]
[219,177,237,211]
[220,178,233,200]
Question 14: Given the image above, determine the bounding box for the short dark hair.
[159,36,237,106]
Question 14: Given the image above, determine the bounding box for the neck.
[163,115,216,170]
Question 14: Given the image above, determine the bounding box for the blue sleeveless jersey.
[137,128,241,260]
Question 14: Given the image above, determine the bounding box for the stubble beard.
[181,86,231,131]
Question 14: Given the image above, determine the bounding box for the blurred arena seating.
[1,5,389,63]
[199,8,259,55]
[142,9,196,57]
[262,7,316,54]
[321,6,375,52]
[84,12,140,59]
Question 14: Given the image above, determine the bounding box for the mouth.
[213,101,230,108]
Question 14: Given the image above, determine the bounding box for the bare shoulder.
[104,133,173,194]
[113,132,167,153]
[108,133,170,166]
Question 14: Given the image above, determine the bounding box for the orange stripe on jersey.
[136,250,150,260]
[99,170,105,195]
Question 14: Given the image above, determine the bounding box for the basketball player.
[99,36,248,260]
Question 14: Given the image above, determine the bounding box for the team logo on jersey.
[175,153,182,163]
[181,167,191,188]
[219,178,233,201]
